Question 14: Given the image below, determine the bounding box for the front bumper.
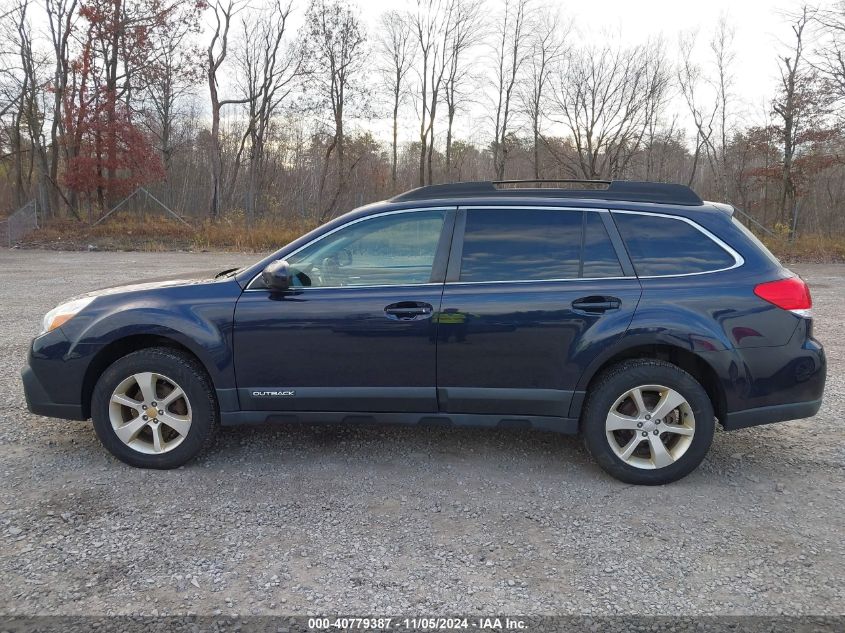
[21,366,85,420]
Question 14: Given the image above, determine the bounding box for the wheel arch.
[80,333,213,419]
[577,343,727,424]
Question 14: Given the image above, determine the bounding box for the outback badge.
[251,390,296,397]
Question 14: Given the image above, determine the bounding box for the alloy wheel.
[605,384,696,470]
[108,372,192,454]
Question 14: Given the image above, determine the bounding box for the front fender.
[58,279,242,399]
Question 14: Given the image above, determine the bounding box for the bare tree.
[410,0,455,186]
[675,17,737,196]
[0,0,54,213]
[15,0,52,215]
[0,33,16,126]
[519,6,567,179]
[550,39,667,179]
[238,0,302,225]
[491,0,531,180]
[443,0,483,178]
[677,30,718,187]
[773,5,822,236]
[639,38,673,181]
[815,1,845,115]
[44,0,77,216]
[0,0,29,206]
[710,16,736,199]
[375,10,415,192]
[139,2,203,177]
[303,0,367,221]
[207,0,250,219]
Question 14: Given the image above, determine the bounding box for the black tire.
[581,359,715,485]
[91,347,219,469]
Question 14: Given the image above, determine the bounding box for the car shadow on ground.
[205,421,810,489]
[33,414,803,487]
[211,421,596,470]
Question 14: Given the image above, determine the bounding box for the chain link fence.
[0,200,38,247]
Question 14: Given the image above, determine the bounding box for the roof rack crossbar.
[495,179,611,187]
[390,180,704,206]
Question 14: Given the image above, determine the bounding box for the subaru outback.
[22,180,826,484]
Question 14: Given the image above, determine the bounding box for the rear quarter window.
[613,212,737,276]
[731,216,781,266]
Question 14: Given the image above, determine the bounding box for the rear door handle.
[384,301,434,321]
[572,296,621,314]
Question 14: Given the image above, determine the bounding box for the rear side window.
[459,209,622,282]
[613,212,736,276]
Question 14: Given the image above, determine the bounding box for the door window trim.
[245,207,456,291]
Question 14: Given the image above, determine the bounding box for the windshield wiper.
[215,267,240,278]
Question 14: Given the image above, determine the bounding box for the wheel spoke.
[606,411,641,432]
[134,372,158,403]
[650,388,687,421]
[661,423,694,436]
[629,387,647,417]
[159,412,191,437]
[151,424,165,452]
[113,415,148,444]
[619,434,643,461]
[111,393,142,410]
[648,434,674,468]
[160,386,185,407]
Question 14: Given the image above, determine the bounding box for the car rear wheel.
[91,347,218,469]
[582,359,715,485]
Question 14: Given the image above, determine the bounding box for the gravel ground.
[0,249,842,617]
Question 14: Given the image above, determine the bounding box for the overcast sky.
[335,0,811,146]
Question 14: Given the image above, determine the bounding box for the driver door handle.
[384,301,434,321]
[571,296,621,314]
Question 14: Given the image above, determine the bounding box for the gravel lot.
[0,249,842,617]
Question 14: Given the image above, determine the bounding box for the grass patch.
[762,234,845,264]
[20,213,311,253]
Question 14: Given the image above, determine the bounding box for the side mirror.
[261,259,292,291]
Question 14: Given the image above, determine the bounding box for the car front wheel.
[582,359,715,485]
[91,347,218,469]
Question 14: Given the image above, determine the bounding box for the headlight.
[41,297,96,334]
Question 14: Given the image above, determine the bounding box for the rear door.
[436,206,642,420]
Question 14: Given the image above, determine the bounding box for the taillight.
[754,276,812,317]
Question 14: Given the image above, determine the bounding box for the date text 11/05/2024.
[307,617,528,630]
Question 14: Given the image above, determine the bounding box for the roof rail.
[390,180,704,206]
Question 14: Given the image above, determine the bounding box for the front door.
[234,208,454,413]
[436,207,642,420]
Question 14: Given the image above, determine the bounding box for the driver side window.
[286,210,447,288]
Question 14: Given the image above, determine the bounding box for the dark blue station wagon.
[22,181,826,484]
